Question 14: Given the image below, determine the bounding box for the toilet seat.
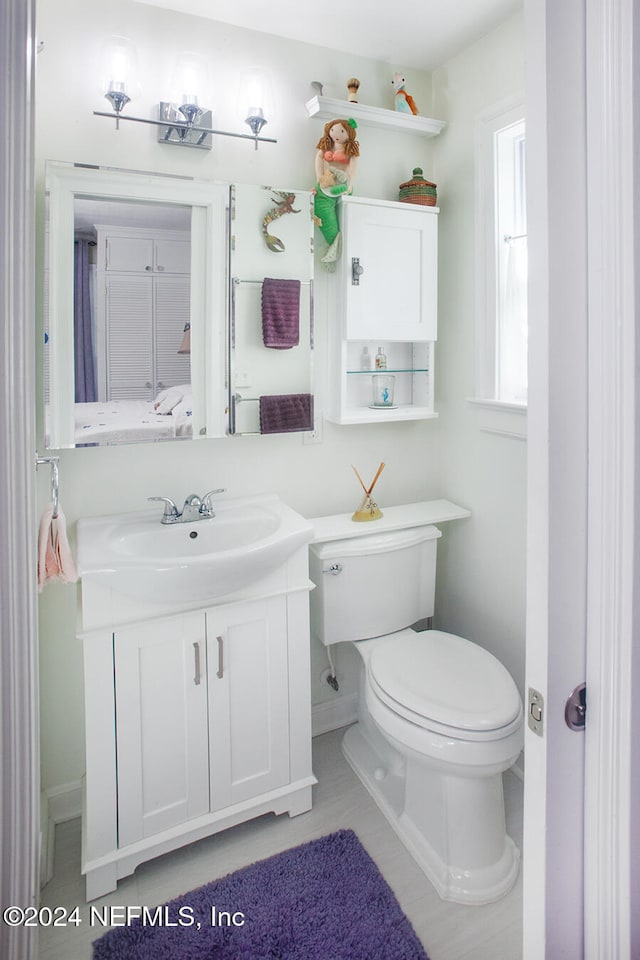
[367,629,523,742]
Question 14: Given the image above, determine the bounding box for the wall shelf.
[305,95,446,138]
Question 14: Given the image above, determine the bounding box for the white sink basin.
[77,494,314,604]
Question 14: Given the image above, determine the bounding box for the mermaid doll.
[313,118,359,264]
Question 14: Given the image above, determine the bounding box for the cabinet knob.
[156,265,165,272]
[145,265,153,271]
[352,258,364,285]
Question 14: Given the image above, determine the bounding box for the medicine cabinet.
[43,165,316,448]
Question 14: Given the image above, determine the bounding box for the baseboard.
[312,693,358,737]
[40,780,83,888]
[40,793,52,888]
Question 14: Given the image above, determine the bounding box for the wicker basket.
[398,167,437,206]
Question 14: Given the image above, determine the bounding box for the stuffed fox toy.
[392,73,419,115]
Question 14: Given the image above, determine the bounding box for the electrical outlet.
[302,414,324,445]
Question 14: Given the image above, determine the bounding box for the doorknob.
[565,682,586,730]
[352,258,364,285]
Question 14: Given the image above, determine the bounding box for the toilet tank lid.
[310,525,441,559]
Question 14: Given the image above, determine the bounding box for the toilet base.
[342,722,520,905]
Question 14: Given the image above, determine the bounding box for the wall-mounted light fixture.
[94,38,277,150]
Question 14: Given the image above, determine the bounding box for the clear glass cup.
[371,375,395,406]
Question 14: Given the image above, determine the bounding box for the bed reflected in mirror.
[43,163,228,448]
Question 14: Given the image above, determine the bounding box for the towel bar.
[36,454,60,518]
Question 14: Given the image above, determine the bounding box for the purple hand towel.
[262,278,301,348]
[259,393,314,434]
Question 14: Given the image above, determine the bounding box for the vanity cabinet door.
[206,597,290,810]
[114,614,210,847]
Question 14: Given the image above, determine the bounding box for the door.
[104,274,154,398]
[154,274,191,389]
[523,0,640,957]
[114,614,210,847]
[342,197,437,342]
[206,598,290,810]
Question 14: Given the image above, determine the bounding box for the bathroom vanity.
[77,495,316,900]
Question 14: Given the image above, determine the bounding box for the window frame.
[473,95,527,435]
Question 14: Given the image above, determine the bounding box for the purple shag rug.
[92,829,429,959]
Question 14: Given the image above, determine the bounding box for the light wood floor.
[39,727,523,960]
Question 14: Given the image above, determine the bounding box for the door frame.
[3,2,639,959]
[0,2,40,960]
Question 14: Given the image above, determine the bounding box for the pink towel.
[37,503,78,591]
[261,278,301,349]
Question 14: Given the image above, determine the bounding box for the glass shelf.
[346,367,429,375]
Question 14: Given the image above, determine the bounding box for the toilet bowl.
[309,521,524,905]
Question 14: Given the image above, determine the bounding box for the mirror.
[44,162,228,448]
[229,184,315,435]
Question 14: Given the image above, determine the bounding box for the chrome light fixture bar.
[97,41,276,150]
[94,103,277,150]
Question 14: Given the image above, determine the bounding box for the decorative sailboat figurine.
[351,462,385,522]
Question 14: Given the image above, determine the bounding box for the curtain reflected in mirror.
[74,236,97,403]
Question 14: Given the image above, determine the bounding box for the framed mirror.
[44,162,228,448]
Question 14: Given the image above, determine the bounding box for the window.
[475,99,528,410]
[496,120,527,403]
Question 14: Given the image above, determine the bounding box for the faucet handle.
[202,488,226,514]
[148,496,179,522]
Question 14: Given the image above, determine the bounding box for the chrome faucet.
[148,489,226,524]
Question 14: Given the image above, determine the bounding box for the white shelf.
[326,406,438,425]
[310,499,471,544]
[305,95,447,139]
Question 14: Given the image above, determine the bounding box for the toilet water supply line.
[326,644,339,691]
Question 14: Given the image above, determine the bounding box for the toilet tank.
[309,525,441,645]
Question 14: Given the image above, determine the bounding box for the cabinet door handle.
[193,641,201,685]
[216,635,224,679]
[352,257,364,285]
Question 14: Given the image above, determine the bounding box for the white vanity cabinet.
[326,196,439,423]
[80,565,315,901]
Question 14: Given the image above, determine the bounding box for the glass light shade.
[238,66,274,126]
[169,52,210,119]
[100,36,139,104]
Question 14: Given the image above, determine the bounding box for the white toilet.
[309,522,523,905]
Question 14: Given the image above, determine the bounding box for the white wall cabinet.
[81,572,315,901]
[326,196,439,424]
[104,234,191,275]
[96,227,191,400]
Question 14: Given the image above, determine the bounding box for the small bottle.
[360,345,372,370]
[375,346,387,370]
